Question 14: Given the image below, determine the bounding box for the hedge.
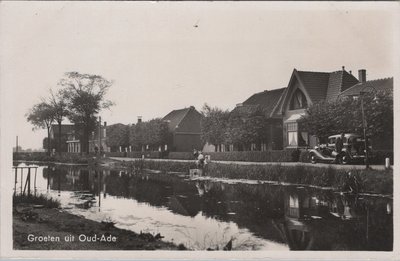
[167,150,300,162]
[168,152,195,160]
[13,152,90,164]
[298,150,393,164]
[117,159,393,194]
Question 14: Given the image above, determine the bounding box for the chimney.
[137,116,142,123]
[342,66,345,71]
[103,121,107,127]
[358,69,366,83]
[349,70,352,75]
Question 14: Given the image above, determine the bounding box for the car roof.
[328,133,361,139]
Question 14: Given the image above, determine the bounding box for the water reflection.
[16,163,392,251]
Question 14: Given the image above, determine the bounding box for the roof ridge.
[175,107,192,128]
[297,70,330,74]
[364,77,393,82]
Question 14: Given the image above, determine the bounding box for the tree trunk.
[47,127,51,156]
[84,126,90,154]
[58,120,62,155]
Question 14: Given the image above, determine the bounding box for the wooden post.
[27,167,31,196]
[58,170,61,196]
[34,168,37,195]
[98,170,102,211]
[20,168,23,194]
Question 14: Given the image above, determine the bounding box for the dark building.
[230,87,286,150]
[162,106,203,152]
[48,124,77,152]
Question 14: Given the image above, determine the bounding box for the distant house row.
[48,105,203,153]
[49,67,393,153]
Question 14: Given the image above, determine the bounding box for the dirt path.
[13,208,180,250]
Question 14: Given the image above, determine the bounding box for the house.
[162,106,203,152]
[48,124,76,152]
[66,122,109,153]
[273,67,360,148]
[229,87,286,150]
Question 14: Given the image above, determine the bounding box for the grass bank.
[13,152,91,164]
[119,159,392,195]
[13,193,182,250]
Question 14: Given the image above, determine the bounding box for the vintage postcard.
[0,1,399,260]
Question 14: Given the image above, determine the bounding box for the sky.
[1,2,399,150]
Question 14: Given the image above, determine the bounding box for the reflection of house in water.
[277,189,371,250]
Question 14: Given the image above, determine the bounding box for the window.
[288,132,298,146]
[289,89,308,110]
[287,122,298,146]
[287,122,298,131]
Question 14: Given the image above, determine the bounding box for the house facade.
[228,87,286,151]
[162,106,203,152]
[48,124,76,152]
[273,68,360,148]
[66,122,109,153]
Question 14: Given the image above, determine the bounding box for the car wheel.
[341,155,349,165]
[309,153,317,164]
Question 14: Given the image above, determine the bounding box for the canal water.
[13,162,393,251]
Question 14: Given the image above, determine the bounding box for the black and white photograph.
[0,1,398,259]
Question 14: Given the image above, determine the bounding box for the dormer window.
[290,89,308,110]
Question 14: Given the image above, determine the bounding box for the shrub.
[168,152,194,160]
[299,150,310,163]
[116,159,393,194]
[204,150,298,162]
[370,150,394,165]
[13,152,89,164]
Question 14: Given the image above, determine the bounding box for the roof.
[162,106,193,131]
[295,70,359,103]
[296,71,331,103]
[275,68,360,115]
[284,112,306,123]
[340,77,393,97]
[230,104,263,117]
[237,87,286,118]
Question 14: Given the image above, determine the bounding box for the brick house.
[229,87,286,151]
[273,67,360,148]
[66,122,109,153]
[162,106,203,152]
[48,124,76,152]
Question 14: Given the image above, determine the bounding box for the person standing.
[335,133,344,153]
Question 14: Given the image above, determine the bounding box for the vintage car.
[308,134,369,164]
